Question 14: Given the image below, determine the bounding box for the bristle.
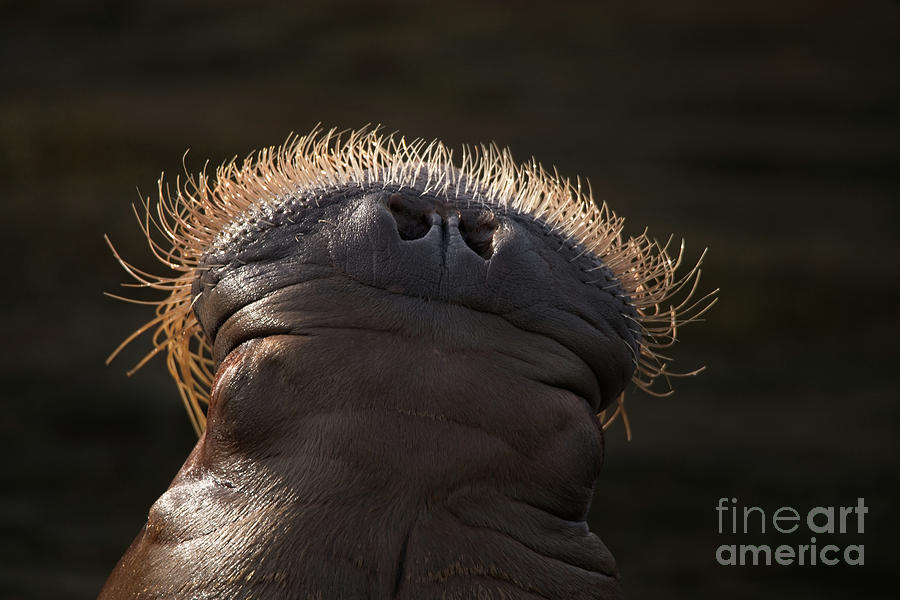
[108,125,715,435]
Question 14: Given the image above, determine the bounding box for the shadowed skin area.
[100,182,636,599]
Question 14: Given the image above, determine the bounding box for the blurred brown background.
[2,1,898,598]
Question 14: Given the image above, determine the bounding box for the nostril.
[387,193,435,241]
[458,211,498,259]
[384,192,497,258]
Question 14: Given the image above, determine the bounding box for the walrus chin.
[101,126,716,599]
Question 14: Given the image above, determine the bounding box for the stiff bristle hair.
[107,126,717,437]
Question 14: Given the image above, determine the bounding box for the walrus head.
[103,127,715,599]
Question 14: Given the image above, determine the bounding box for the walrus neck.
[117,330,620,598]
[209,328,605,513]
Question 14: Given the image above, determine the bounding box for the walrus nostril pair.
[102,126,716,599]
[386,190,498,259]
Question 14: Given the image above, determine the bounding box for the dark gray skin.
[100,182,637,599]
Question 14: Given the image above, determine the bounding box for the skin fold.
[100,184,633,599]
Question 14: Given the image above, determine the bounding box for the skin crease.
[100,185,633,599]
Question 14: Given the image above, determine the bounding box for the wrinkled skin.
[100,185,635,599]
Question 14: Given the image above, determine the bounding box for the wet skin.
[100,183,635,599]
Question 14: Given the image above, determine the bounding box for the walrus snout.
[187,183,639,412]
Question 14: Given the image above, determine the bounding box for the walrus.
[101,127,715,599]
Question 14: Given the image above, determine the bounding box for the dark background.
[2,1,898,598]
